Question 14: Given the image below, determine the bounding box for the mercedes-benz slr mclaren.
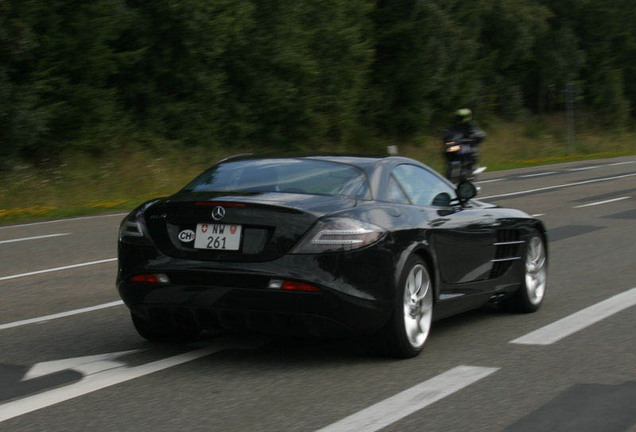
[117,155,547,358]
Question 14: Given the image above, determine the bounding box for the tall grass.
[400,116,635,171]
[0,146,231,223]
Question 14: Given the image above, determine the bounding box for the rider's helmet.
[455,108,472,123]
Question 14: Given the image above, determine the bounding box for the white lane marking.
[0,301,124,331]
[0,258,117,282]
[315,365,499,432]
[573,196,630,208]
[519,171,556,178]
[531,213,546,217]
[0,213,128,231]
[510,287,636,345]
[0,233,70,245]
[609,161,635,166]
[476,178,504,184]
[0,336,266,423]
[568,165,600,172]
[480,172,636,200]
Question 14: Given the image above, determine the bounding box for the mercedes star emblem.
[212,206,226,221]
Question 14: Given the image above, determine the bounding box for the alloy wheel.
[403,264,433,349]
[525,236,547,305]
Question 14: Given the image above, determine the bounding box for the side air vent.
[490,230,524,279]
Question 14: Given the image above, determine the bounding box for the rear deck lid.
[144,157,370,262]
[145,192,358,262]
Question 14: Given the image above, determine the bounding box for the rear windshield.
[182,159,371,199]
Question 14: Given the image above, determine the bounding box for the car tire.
[131,312,201,342]
[505,230,547,313]
[384,256,434,358]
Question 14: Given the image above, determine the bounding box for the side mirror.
[456,181,477,204]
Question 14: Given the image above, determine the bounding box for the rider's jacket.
[447,121,487,145]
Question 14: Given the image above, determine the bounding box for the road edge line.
[0,233,71,245]
[0,301,124,331]
[481,172,636,200]
[0,213,128,231]
[0,258,117,282]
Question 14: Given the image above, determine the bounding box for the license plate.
[194,223,242,251]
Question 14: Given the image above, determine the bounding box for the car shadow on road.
[184,304,515,367]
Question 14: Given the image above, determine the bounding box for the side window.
[392,164,455,207]
[388,175,410,204]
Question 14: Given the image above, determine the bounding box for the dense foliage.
[1,0,634,162]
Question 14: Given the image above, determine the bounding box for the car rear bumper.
[119,284,387,338]
[117,244,396,337]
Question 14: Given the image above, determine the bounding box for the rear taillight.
[120,220,143,238]
[119,199,161,241]
[292,217,385,253]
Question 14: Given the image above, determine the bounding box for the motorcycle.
[443,131,485,183]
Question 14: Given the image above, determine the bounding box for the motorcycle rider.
[446,108,486,172]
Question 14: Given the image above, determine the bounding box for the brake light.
[195,202,246,207]
[268,279,322,292]
[281,281,322,292]
[130,273,169,283]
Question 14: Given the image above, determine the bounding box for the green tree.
[115,0,254,146]
[221,0,372,147]
[0,0,45,163]
[544,0,634,125]
[529,26,585,113]
[477,0,551,118]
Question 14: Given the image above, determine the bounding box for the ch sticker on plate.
[194,223,242,250]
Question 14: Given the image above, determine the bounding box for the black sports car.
[117,154,547,358]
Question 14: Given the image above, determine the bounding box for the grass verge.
[1,118,634,225]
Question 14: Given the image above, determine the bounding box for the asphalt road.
[0,156,635,432]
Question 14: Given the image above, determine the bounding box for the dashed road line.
[481,173,636,200]
[520,172,557,178]
[531,213,546,218]
[573,196,630,208]
[568,165,601,172]
[0,233,70,245]
[0,258,117,282]
[315,365,499,432]
[0,301,124,331]
[477,178,505,184]
[609,161,635,166]
[510,287,636,345]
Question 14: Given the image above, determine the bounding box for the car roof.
[190,153,449,202]
[217,153,419,171]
